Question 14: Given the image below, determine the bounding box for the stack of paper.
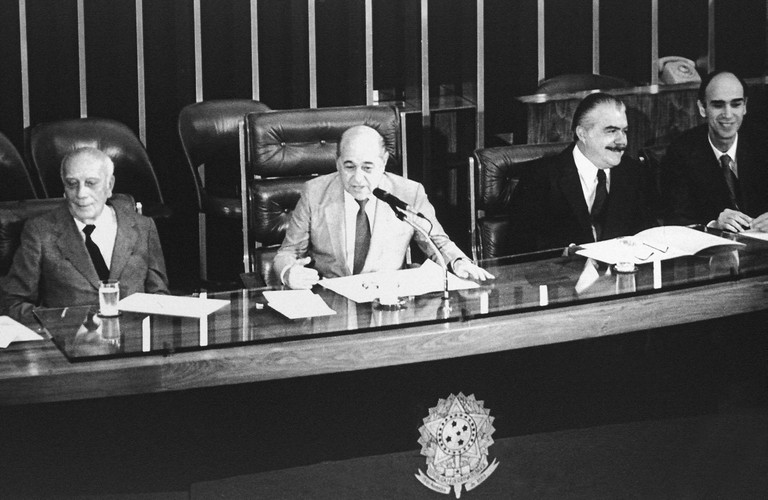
[117,293,229,318]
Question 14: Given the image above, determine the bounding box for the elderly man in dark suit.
[1,147,169,322]
[507,92,656,254]
[662,70,768,232]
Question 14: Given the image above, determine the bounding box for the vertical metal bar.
[707,0,715,72]
[537,0,545,84]
[135,0,147,144]
[240,121,251,273]
[592,0,600,74]
[77,0,87,117]
[650,0,658,85]
[420,0,429,121]
[420,0,430,178]
[365,0,374,105]
[18,0,30,128]
[194,0,203,101]
[250,0,260,100]
[308,0,317,108]
[476,0,484,149]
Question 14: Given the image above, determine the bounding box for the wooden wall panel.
[0,0,23,145]
[85,0,139,130]
[26,0,80,126]
[544,0,592,80]
[316,0,366,107]
[200,0,253,100]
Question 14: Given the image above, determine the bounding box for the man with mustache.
[662,71,768,232]
[507,92,655,253]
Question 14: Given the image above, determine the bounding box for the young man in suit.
[273,125,492,289]
[1,147,169,322]
[507,92,656,254]
[662,70,768,232]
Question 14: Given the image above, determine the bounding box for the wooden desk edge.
[2,276,767,406]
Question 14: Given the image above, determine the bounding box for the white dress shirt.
[573,146,611,241]
[73,205,118,269]
[708,133,739,178]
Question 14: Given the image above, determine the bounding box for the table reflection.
[33,228,768,362]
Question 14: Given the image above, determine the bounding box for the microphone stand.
[393,209,452,319]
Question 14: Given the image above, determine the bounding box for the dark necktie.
[720,154,740,210]
[83,224,110,281]
[591,169,608,240]
[353,199,371,274]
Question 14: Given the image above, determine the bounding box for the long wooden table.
[3,232,768,407]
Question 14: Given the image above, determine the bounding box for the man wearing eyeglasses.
[662,70,768,232]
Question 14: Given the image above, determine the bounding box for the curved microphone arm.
[392,209,452,318]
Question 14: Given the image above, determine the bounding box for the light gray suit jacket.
[1,200,169,322]
[273,172,467,280]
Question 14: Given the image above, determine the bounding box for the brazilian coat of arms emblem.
[415,393,498,498]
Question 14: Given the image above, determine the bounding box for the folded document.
[576,226,744,265]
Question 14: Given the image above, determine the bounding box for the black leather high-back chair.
[0,131,37,201]
[536,74,632,94]
[241,105,400,286]
[469,142,570,260]
[178,99,271,281]
[26,117,168,218]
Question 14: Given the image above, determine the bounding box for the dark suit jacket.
[507,144,656,253]
[662,123,768,225]
[0,200,169,322]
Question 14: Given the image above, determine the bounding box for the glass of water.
[98,280,120,317]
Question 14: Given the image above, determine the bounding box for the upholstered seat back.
[471,142,570,259]
[245,105,400,178]
[0,194,135,277]
[179,99,272,207]
[0,131,37,201]
[241,105,400,280]
[27,118,164,209]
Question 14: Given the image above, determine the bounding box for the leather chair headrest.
[0,131,36,200]
[27,118,163,205]
[475,142,570,213]
[244,105,400,178]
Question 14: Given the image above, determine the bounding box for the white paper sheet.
[319,259,480,303]
[740,229,768,242]
[262,290,336,319]
[0,316,43,348]
[576,226,744,265]
[117,293,229,318]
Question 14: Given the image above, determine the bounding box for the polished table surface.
[2,228,768,406]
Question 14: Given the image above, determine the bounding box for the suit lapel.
[556,152,593,235]
[323,179,348,274]
[109,206,138,279]
[53,207,100,289]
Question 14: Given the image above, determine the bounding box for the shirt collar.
[572,144,608,181]
[72,204,116,232]
[708,133,738,161]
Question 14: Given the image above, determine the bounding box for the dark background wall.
[1,0,765,286]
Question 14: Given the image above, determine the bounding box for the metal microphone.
[373,188,426,219]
